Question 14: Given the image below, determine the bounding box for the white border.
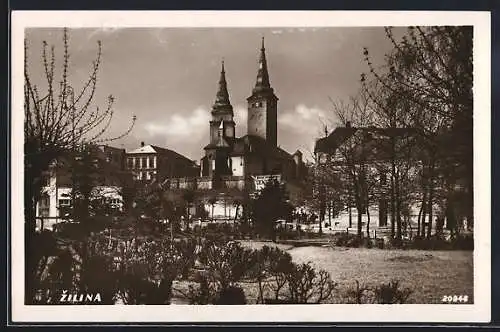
[10,10,491,323]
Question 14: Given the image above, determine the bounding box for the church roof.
[213,60,233,110]
[252,37,273,95]
[230,135,293,161]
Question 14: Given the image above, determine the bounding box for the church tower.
[210,60,236,143]
[247,37,279,147]
[203,60,234,177]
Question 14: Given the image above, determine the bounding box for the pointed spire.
[253,36,271,93]
[214,59,231,107]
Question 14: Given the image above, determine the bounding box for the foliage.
[343,279,413,304]
[197,240,254,290]
[373,280,413,304]
[361,26,473,238]
[24,28,135,303]
[214,286,247,305]
[284,262,337,304]
[330,232,363,248]
[250,179,293,241]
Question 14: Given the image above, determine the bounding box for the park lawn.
[238,241,474,304]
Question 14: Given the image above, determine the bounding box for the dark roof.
[314,127,356,154]
[147,145,197,166]
[315,126,417,158]
[230,135,293,161]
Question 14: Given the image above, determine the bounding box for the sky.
[25,27,406,161]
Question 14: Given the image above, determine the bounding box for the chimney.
[141,141,145,147]
[346,121,352,128]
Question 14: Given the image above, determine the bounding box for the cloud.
[278,104,328,134]
[233,104,247,136]
[144,107,210,139]
[277,104,331,160]
[85,27,121,41]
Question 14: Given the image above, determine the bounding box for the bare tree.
[24,28,136,234]
[24,28,135,303]
[361,26,473,238]
[329,92,375,239]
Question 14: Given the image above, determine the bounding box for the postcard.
[10,10,491,323]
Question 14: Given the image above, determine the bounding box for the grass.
[238,241,474,304]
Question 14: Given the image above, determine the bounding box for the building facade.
[126,142,199,183]
[35,144,129,230]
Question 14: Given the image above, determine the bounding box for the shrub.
[331,232,362,247]
[215,286,247,305]
[198,240,254,291]
[117,273,173,304]
[344,280,372,304]
[451,234,474,250]
[343,279,413,304]
[186,275,217,304]
[409,235,449,250]
[284,262,337,304]
[373,280,413,304]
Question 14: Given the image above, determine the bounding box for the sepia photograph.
[10,11,490,323]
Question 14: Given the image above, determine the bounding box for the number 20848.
[442,295,469,303]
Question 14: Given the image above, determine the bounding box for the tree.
[208,197,217,222]
[24,28,135,303]
[251,179,293,241]
[361,26,473,237]
[329,93,376,239]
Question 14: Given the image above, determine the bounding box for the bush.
[198,240,254,291]
[186,275,217,304]
[451,234,474,250]
[331,232,363,247]
[284,263,337,304]
[343,279,413,304]
[408,235,463,250]
[373,280,413,304]
[215,286,247,305]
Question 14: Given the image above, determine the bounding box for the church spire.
[253,37,272,94]
[214,59,231,107]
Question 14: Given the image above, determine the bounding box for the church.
[200,37,306,188]
[159,37,308,221]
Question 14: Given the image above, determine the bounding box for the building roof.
[231,134,294,160]
[127,144,196,165]
[315,126,417,160]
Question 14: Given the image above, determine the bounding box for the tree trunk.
[395,171,402,240]
[390,175,396,238]
[427,164,435,238]
[390,135,397,239]
[357,207,363,239]
[366,203,371,239]
[417,199,423,238]
[25,178,40,304]
[348,204,352,228]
